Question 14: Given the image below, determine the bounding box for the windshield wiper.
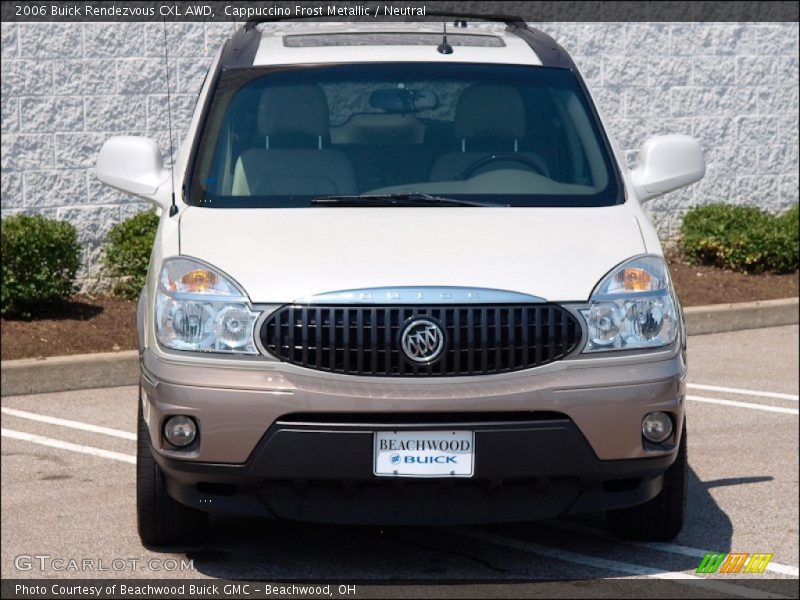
[310,193,507,208]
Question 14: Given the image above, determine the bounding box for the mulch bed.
[2,263,798,360]
[2,295,138,361]
[667,256,798,307]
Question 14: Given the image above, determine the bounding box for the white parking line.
[1,412,795,589]
[1,407,136,440]
[447,528,788,598]
[687,395,799,416]
[551,520,800,578]
[688,384,799,402]
[1,428,136,464]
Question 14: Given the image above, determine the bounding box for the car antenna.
[163,20,179,217]
[437,22,453,55]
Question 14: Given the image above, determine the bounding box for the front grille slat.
[315,307,322,369]
[521,307,530,366]
[494,307,502,373]
[273,306,282,357]
[480,308,489,374]
[508,308,516,370]
[301,308,309,365]
[438,307,448,376]
[356,308,364,373]
[329,308,338,371]
[287,306,295,359]
[342,308,350,373]
[370,307,378,374]
[453,308,462,374]
[467,308,476,374]
[397,308,406,377]
[383,307,391,374]
[263,303,581,377]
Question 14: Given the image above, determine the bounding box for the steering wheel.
[455,153,548,180]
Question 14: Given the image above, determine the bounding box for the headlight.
[581,255,678,352]
[155,257,260,354]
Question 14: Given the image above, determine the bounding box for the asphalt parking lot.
[2,326,798,597]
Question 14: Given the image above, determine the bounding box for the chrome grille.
[261,304,581,377]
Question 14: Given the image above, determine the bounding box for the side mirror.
[95,136,170,202]
[631,135,705,201]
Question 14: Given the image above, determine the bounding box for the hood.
[178,205,646,303]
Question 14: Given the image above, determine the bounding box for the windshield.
[188,63,622,208]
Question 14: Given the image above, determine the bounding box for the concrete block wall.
[1,21,798,285]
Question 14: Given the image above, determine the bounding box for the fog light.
[642,412,673,443]
[164,415,196,447]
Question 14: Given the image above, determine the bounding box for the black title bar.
[3,1,799,23]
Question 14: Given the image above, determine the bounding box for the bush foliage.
[103,210,160,299]
[1,214,81,317]
[681,203,799,274]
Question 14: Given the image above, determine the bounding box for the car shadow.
[144,465,772,580]
[676,469,770,555]
[2,300,103,322]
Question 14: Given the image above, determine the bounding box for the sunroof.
[283,33,506,48]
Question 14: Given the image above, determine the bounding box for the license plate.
[373,430,474,477]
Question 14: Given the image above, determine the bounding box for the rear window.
[188,62,622,208]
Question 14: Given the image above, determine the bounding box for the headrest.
[454,84,526,140]
[257,84,330,138]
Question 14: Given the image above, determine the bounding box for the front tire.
[607,422,687,541]
[137,389,207,545]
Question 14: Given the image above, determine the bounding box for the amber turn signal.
[613,268,654,292]
[180,269,219,293]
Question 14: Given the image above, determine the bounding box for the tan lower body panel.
[141,347,686,464]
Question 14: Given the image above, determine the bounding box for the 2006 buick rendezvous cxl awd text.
[96,16,706,545]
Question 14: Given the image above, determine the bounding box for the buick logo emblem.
[400,318,445,364]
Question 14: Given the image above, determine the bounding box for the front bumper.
[141,344,685,524]
[154,416,674,524]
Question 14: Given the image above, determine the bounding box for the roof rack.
[221,11,576,71]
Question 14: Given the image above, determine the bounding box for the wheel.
[137,389,207,545]
[607,422,687,541]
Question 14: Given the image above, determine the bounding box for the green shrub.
[103,210,160,299]
[680,203,799,274]
[1,214,81,317]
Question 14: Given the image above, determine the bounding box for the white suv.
[96,16,705,546]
